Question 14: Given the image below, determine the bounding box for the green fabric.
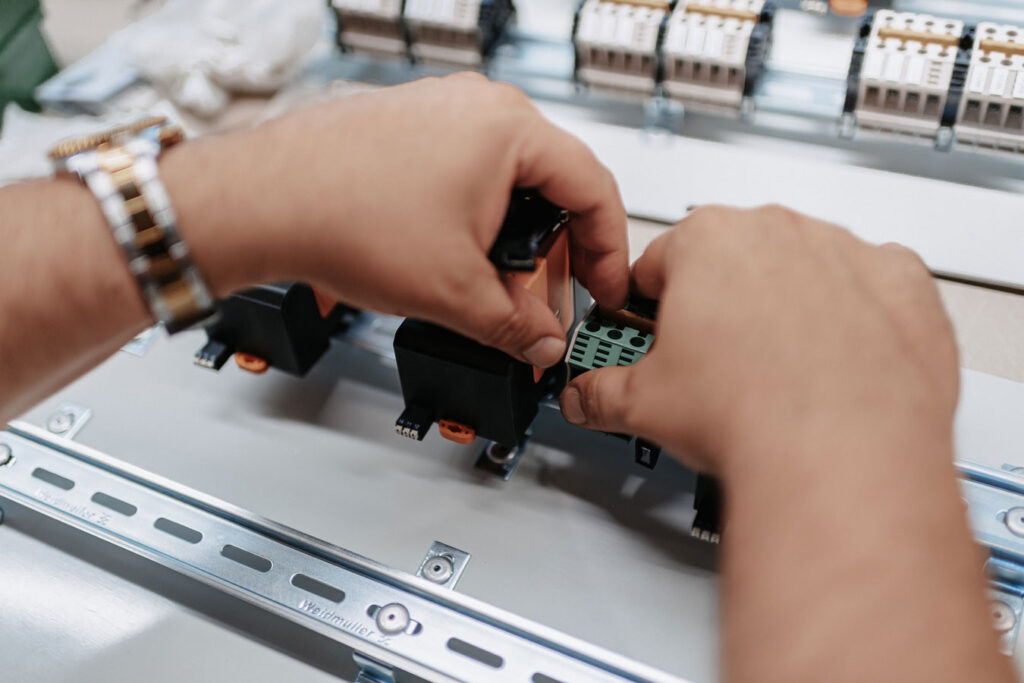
[0,0,42,48]
[0,6,58,118]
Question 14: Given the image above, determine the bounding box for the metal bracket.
[988,584,1023,656]
[474,440,527,481]
[45,401,92,440]
[959,462,1024,656]
[354,653,397,683]
[121,326,160,357]
[416,541,471,590]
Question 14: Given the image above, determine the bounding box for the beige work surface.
[628,219,1024,384]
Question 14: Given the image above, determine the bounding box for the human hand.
[558,205,959,473]
[162,73,628,368]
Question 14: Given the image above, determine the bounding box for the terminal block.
[567,297,722,541]
[393,190,571,450]
[661,0,776,113]
[572,0,673,96]
[955,22,1024,155]
[568,296,659,470]
[194,283,353,377]
[403,0,516,67]
[843,10,970,144]
[567,295,657,379]
[332,0,409,58]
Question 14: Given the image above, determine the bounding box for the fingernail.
[523,336,565,368]
[560,387,586,425]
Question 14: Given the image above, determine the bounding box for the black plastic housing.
[393,188,568,447]
[394,321,554,446]
[197,283,350,377]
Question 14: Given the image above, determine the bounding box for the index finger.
[514,112,629,309]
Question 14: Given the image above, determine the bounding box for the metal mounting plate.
[0,422,687,683]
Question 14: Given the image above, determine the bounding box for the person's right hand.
[558,205,960,474]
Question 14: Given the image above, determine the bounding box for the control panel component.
[332,0,409,58]
[955,22,1024,155]
[567,297,655,379]
[572,0,673,96]
[566,296,722,539]
[393,190,571,449]
[661,0,776,113]
[194,283,354,377]
[403,0,516,67]
[844,10,969,143]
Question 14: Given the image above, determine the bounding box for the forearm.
[721,417,1014,682]
[0,177,151,420]
[0,136,265,423]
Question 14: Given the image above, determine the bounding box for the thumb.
[443,265,568,368]
[559,365,638,435]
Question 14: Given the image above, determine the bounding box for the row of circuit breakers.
[193,191,723,543]
[329,0,1024,155]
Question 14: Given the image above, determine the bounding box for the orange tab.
[505,227,575,383]
[312,288,339,318]
[830,0,867,16]
[235,353,269,375]
[438,419,476,445]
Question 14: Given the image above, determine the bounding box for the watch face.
[48,116,171,160]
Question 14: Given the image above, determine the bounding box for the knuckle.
[881,242,929,275]
[480,299,529,349]
[757,203,802,226]
[489,81,530,107]
[447,70,488,83]
[437,261,485,309]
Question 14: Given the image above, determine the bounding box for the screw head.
[0,443,12,467]
[991,600,1017,633]
[423,555,455,584]
[1006,507,1024,538]
[485,443,516,465]
[376,603,411,635]
[47,412,74,434]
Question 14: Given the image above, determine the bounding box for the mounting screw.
[0,443,12,467]
[991,600,1017,633]
[423,555,455,584]
[1005,507,1024,538]
[47,411,74,435]
[485,443,516,465]
[375,603,411,635]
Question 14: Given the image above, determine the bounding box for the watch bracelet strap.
[81,138,216,334]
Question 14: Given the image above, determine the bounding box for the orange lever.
[439,419,476,445]
[235,353,269,375]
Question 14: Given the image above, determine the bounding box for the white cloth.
[128,0,325,117]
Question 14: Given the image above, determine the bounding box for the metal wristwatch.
[49,116,217,334]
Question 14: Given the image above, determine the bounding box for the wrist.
[721,408,956,496]
[158,133,282,299]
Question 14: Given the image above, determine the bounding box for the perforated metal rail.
[0,422,686,683]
